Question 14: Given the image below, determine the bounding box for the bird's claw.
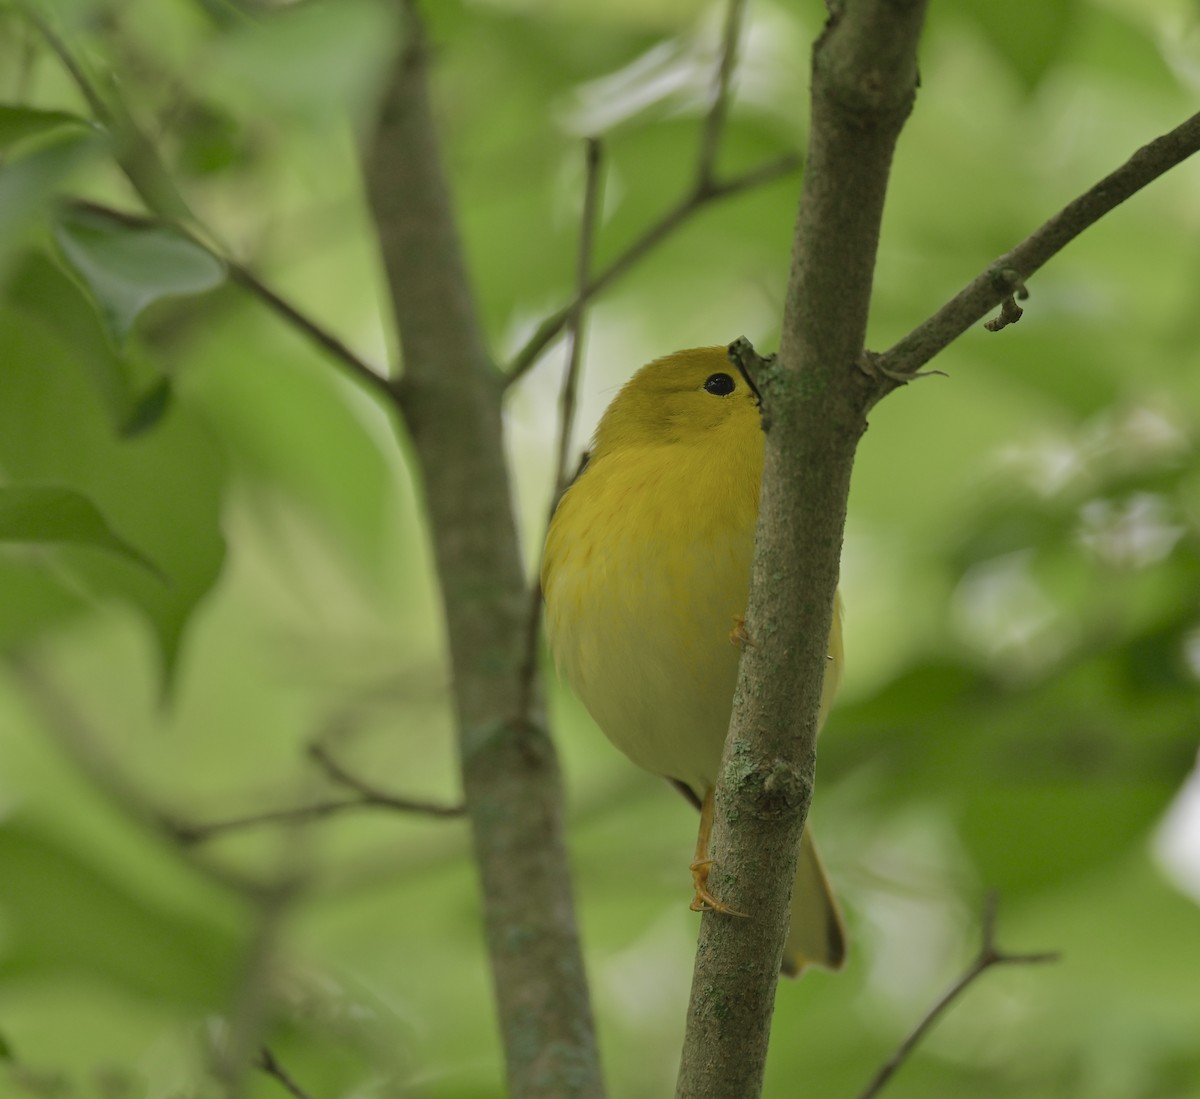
[689,858,749,918]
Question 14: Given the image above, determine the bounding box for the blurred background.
[1,0,1198,1096]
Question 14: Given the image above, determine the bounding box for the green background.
[1,0,1198,1096]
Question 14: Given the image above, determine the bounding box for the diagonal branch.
[255,1047,317,1099]
[169,771,464,846]
[871,109,1200,394]
[856,893,1060,1099]
[68,199,395,403]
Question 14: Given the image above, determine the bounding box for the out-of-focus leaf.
[0,253,227,685]
[0,104,91,151]
[0,823,236,1005]
[957,0,1079,92]
[0,130,106,275]
[53,208,226,345]
[209,0,396,115]
[9,252,172,437]
[0,559,83,649]
[0,485,164,580]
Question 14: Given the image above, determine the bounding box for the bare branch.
[216,879,305,1099]
[697,0,748,188]
[255,1047,318,1099]
[516,137,606,725]
[872,109,1200,391]
[856,893,1061,1099]
[309,742,466,817]
[554,137,605,504]
[23,5,193,221]
[361,4,603,1095]
[68,200,395,403]
[676,3,928,1095]
[170,789,464,846]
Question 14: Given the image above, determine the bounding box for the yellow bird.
[542,346,846,976]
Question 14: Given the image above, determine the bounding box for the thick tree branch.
[872,109,1200,393]
[360,4,603,1097]
[676,5,928,1097]
[856,894,1060,1099]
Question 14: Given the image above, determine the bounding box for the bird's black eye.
[703,372,736,396]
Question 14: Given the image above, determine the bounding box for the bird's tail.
[781,826,846,977]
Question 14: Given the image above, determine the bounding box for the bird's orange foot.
[729,616,751,648]
[689,858,749,917]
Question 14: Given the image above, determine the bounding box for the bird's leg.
[729,614,751,648]
[689,787,748,917]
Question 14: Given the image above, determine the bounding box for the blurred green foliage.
[0,0,1198,1096]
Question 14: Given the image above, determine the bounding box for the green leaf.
[957,0,1079,92]
[0,824,237,1006]
[0,1029,12,1060]
[0,130,106,276]
[0,485,165,580]
[0,104,92,151]
[0,254,228,686]
[0,558,84,650]
[53,207,226,344]
[7,251,172,437]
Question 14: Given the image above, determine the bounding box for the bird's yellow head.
[590,346,763,459]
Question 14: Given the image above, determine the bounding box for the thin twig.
[69,200,395,402]
[983,294,1024,332]
[872,109,1200,390]
[503,0,796,389]
[255,1047,318,1099]
[308,742,466,816]
[23,5,194,221]
[217,879,305,1099]
[169,791,464,845]
[505,153,797,386]
[856,893,1060,1099]
[697,0,748,188]
[554,137,605,502]
[19,5,108,120]
[515,137,606,725]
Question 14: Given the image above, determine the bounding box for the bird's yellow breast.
[542,436,762,797]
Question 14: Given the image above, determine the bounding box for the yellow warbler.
[541,346,846,976]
